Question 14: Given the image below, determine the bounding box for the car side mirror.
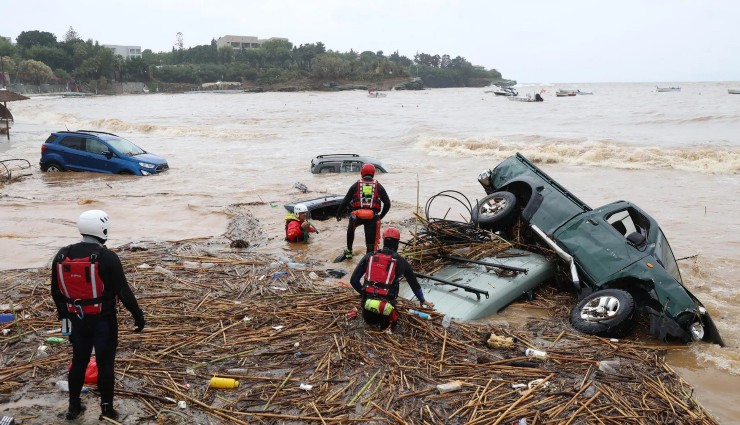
[626,232,646,247]
[102,151,113,159]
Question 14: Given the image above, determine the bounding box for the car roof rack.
[315,154,360,158]
[57,130,119,137]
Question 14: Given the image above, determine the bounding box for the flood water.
[1,82,739,423]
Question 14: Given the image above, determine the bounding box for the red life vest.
[362,251,398,299]
[56,251,108,316]
[351,179,381,212]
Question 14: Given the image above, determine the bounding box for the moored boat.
[656,86,681,92]
[729,89,740,94]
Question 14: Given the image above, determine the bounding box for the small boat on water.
[729,89,740,94]
[575,90,593,95]
[491,87,518,97]
[508,93,544,102]
[556,90,576,97]
[656,86,681,92]
[367,90,387,98]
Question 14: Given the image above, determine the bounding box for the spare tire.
[471,191,517,231]
[570,289,637,338]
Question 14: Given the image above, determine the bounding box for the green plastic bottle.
[47,336,66,345]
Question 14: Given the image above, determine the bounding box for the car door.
[82,138,116,173]
[57,136,87,170]
[554,204,646,285]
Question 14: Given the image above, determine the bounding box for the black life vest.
[56,249,110,317]
[362,250,398,299]
[351,179,381,212]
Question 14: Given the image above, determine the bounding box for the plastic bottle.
[408,309,431,320]
[524,348,547,358]
[56,380,69,391]
[441,315,452,329]
[209,377,240,389]
[597,360,620,374]
[287,262,306,270]
[47,337,65,345]
[0,313,14,323]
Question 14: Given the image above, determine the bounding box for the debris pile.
[0,240,719,424]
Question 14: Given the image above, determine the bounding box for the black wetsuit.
[337,180,391,253]
[51,241,144,408]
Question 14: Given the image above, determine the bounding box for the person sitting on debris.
[349,227,434,330]
[50,210,145,421]
[335,163,391,260]
[285,203,318,243]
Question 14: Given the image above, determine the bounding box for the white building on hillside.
[104,45,142,59]
[216,35,288,50]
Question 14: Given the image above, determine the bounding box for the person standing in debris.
[51,210,145,421]
[349,227,434,330]
[285,203,318,243]
[335,163,391,261]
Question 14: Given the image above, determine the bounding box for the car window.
[106,137,145,156]
[606,207,650,238]
[654,229,682,283]
[59,136,84,151]
[85,138,108,155]
[341,161,362,173]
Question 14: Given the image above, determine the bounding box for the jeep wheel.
[44,162,65,172]
[471,191,517,231]
[570,289,637,338]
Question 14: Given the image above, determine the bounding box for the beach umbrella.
[0,89,29,140]
[0,89,29,103]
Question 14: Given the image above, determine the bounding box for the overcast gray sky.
[4,0,739,83]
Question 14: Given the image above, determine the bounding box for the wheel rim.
[47,165,62,172]
[478,195,510,218]
[580,295,621,321]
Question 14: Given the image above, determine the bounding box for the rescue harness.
[56,249,113,318]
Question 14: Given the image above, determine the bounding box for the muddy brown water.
[1,83,738,423]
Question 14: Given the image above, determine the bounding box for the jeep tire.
[471,191,517,231]
[570,289,637,338]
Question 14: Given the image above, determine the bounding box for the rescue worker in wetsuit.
[51,210,145,421]
[285,203,318,243]
[349,227,435,329]
[336,163,391,259]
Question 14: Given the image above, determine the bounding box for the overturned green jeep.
[470,153,723,345]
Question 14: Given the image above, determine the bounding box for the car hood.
[134,153,167,165]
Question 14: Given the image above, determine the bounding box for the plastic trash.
[597,360,620,374]
[524,348,547,358]
[0,313,14,323]
[436,380,463,393]
[46,337,65,345]
[287,262,306,270]
[408,309,431,320]
[299,383,313,390]
[209,377,239,389]
[56,380,69,391]
[308,272,319,280]
[177,400,187,409]
[441,314,452,329]
[154,265,175,277]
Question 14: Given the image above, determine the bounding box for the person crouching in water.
[51,210,145,420]
[349,227,434,330]
[285,203,318,243]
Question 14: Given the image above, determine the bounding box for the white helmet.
[293,204,308,214]
[78,210,110,241]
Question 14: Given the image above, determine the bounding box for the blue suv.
[40,130,168,176]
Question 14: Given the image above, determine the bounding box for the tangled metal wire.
[418,190,492,245]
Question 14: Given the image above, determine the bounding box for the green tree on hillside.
[18,59,54,84]
[16,31,57,49]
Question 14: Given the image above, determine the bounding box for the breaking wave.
[418,136,740,174]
